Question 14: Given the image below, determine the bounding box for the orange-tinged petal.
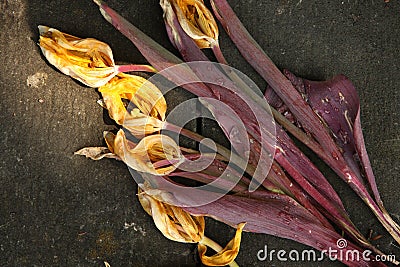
[99,73,167,137]
[198,222,246,266]
[105,130,183,175]
[138,187,205,243]
[38,25,118,87]
[124,109,165,137]
[99,73,166,121]
[161,0,219,49]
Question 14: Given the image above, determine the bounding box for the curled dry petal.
[38,25,118,87]
[198,222,245,266]
[124,109,165,138]
[74,146,120,160]
[105,130,184,175]
[99,73,167,137]
[138,187,205,243]
[161,0,219,49]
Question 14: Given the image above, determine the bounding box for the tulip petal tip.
[37,25,49,35]
[93,0,102,7]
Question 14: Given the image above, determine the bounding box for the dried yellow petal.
[38,25,118,87]
[125,109,165,137]
[161,0,219,49]
[138,187,205,243]
[99,73,167,137]
[105,130,183,175]
[74,146,120,161]
[198,223,246,266]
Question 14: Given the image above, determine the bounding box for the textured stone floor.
[1,0,399,266]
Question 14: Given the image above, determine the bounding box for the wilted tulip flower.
[99,73,167,137]
[160,0,219,49]
[104,130,184,175]
[138,186,205,243]
[138,186,245,266]
[38,25,118,87]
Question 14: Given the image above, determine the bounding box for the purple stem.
[211,43,229,65]
[116,64,157,73]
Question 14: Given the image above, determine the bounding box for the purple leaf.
[298,74,381,204]
[184,193,386,267]
[142,175,384,267]
[210,0,400,244]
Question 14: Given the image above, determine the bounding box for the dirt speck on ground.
[26,72,48,88]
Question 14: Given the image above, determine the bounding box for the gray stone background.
[0,0,399,266]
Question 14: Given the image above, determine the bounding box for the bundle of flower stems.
[37,0,399,266]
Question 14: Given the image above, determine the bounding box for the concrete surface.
[0,0,399,266]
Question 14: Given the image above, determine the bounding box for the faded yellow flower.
[138,187,205,243]
[38,25,118,87]
[161,0,219,49]
[99,73,167,137]
[105,130,184,175]
[138,185,245,267]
